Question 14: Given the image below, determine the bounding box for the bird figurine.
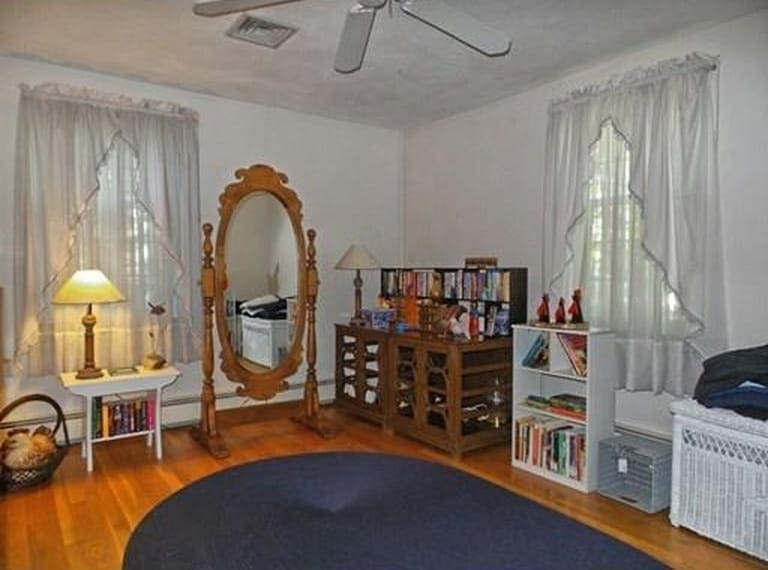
[554,297,567,324]
[144,301,167,369]
[148,301,166,316]
[568,289,584,324]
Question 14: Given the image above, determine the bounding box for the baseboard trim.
[216,399,304,427]
[0,378,335,432]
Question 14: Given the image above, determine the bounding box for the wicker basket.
[0,394,70,492]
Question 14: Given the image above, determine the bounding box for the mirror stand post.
[295,229,338,438]
[191,223,230,458]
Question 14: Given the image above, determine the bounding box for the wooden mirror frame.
[216,165,307,398]
[192,164,326,458]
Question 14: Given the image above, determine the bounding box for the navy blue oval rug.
[123,452,666,569]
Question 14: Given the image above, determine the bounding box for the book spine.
[101,400,109,438]
[92,397,101,439]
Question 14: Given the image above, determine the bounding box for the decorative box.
[598,434,672,513]
[670,399,768,561]
[362,308,396,330]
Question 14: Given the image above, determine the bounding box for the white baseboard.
[1,379,335,443]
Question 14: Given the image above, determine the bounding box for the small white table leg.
[154,388,162,460]
[84,395,94,473]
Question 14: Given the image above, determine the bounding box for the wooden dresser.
[335,324,512,457]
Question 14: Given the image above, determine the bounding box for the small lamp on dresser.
[52,269,125,379]
[335,244,379,326]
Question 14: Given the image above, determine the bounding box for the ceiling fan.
[193,0,511,73]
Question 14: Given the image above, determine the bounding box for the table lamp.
[53,269,125,379]
[335,244,379,326]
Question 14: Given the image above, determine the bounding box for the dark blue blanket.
[694,344,768,419]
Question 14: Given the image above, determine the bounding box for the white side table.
[59,365,180,472]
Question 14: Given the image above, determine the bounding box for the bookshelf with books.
[379,266,527,336]
[511,325,616,492]
[90,395,156,440]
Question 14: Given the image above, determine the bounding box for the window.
[543,55,725,395]
[13,84,201,377]
[565,120,690,342]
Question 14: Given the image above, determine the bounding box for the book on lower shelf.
[522,393,586,421]
[94,397,154,438]
[556,332,587,377]
[514,415,586,481]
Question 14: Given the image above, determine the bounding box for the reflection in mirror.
[225,192,298,372]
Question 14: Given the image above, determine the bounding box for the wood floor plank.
[1,408,764,570]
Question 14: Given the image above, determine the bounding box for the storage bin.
[362,308,395,330]
[598,434,672,513]
[670,399,768,561]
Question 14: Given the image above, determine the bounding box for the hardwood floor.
[1,408,764,570]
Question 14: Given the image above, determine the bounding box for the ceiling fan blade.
[334,4,379,74]
[193,0,303,17]
[399,0,510,56]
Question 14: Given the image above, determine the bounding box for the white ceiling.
[1,0,765,129]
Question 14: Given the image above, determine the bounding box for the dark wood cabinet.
[335,325,390,424]
[335,324,512,457]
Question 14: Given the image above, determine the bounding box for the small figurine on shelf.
[402,294,419,328]
[554,297,567,324]
[535,294,550,324]
[448,306,471,339]
[568,288,584,324]
[143,301,167,370]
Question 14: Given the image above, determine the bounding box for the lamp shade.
[52,269,125,305]
[334,244,379,270]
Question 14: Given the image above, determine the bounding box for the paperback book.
[521,334,549,369]
[557,333,587,376]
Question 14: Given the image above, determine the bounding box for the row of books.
[515,416,586,481]
[91,396,155,439]
[380,268,516,303]
[523,393,586,421]
[520,332,587,377]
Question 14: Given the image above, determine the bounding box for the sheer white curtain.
[13,83,201,376]
[542,54,726,396]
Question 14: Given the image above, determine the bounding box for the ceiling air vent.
[226,14,298,48]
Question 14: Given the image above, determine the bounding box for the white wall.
[0,55,404,429]
[404,11,768,437]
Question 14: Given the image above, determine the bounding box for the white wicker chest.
[670,399,768,561]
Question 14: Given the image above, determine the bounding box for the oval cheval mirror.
[191,164,333,458]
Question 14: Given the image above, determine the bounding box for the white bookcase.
[511,324,616,492]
